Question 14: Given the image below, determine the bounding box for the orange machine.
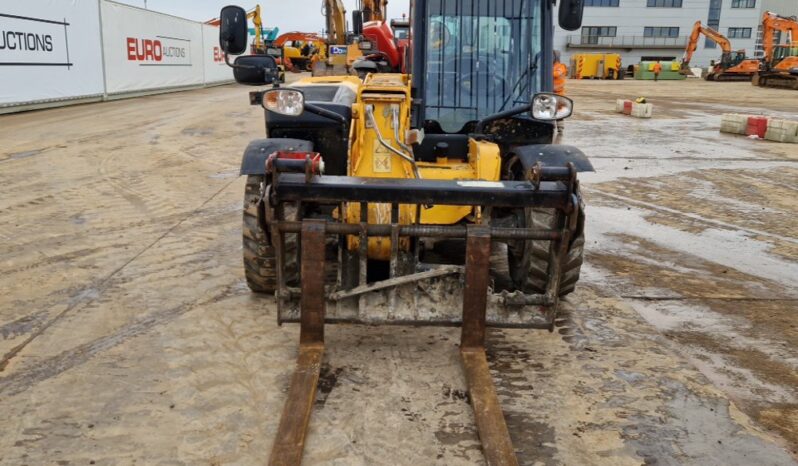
[273,32,327,71]
[680,21,760,81]
[753,11,798,89]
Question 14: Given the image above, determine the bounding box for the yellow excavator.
[753,11,798,90]
[316,0,353,75]
[680,20,760,81]
[316,0,390,75]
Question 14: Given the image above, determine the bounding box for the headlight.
[531,93,573,120]
[262,89,304,116]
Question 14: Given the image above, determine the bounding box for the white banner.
[101,0,203,94]
[0,0,105,106]
[202,24,233,83]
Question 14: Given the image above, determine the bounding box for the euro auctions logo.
[0,13,72,67]
[127,35,191,66]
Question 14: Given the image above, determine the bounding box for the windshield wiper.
[500,53,538,111]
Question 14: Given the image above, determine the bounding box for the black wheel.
[507,194,586,297]
[242,175,297,293]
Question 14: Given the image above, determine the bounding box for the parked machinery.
[680,20,760,81]
[570,53,623,79]
[219,0,589,462]
[753,11,798,90]
[272,32,327,72]
[316,0,360,75]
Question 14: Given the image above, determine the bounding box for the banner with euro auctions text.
[202,24,233,83]
[101,0,204,94]
[0,0,105,106]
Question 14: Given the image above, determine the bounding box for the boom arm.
[323,0,348,45]
[362,0,389,22]
[761,11,798,62]
[682,20,732,68]
[249,5,264,51]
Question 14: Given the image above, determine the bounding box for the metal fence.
[567,35,688,49]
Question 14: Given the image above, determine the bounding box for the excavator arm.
[681,20,732,69]
[249,5,264,52]
[323,0,348,45]
[761,11,798,63]
[362,0,389,22]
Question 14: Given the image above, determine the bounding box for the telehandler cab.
[220,0,589,463]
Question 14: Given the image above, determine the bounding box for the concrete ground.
[0,77,796,465]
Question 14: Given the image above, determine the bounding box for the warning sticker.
[373,145,392,173]
[456,181,505,188]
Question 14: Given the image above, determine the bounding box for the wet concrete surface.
[0,78,796,464]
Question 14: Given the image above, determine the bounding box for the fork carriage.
[262,158,583,330]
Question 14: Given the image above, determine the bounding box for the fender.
[511,144,594,173]
[240,138,314,175]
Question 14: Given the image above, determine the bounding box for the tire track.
[0,177,238,371]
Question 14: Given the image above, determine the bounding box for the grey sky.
[115,0,411,34]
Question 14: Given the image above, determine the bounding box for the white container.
[631,102,653,118]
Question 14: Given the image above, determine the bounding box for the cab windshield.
[424,0,542,132]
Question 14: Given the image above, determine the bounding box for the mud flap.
[512,144,594,173]
[240,138,313,176]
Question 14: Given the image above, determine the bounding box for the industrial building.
[554,0,798,69]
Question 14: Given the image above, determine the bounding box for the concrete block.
[746,116,768,138]
[720,113,749,135]
[765,119,798,143]
[623,100,633,115]
[631,102,653,118]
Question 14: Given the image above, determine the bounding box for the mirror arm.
[304,103,349,160]
[224,51,253,70]
[474,104,533,134]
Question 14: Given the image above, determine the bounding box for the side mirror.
[233,55,278,86]
[219,6,248,55]
[352,10,364,36]
[558,0,584,31]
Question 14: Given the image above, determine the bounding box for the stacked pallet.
[720,114,798,143]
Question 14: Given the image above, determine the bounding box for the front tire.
[242,175,297,293]
[507,197,586,297]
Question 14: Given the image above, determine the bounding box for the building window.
[647,0,682,7]
[728,27,752,38]
[581,26,617,44]
[705,0,722,48]
[584,0,620,6]
[731,0,755,7]
[644,26,680,37]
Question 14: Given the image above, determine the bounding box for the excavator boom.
[323,0,348,45]
[362,0,389,22]
[755,11,798,89]
[761,11,798,63]
[681,20,731,69]
[681,20,759,81]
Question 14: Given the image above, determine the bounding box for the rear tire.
[507,197,586,297]
[242,175,297,293]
